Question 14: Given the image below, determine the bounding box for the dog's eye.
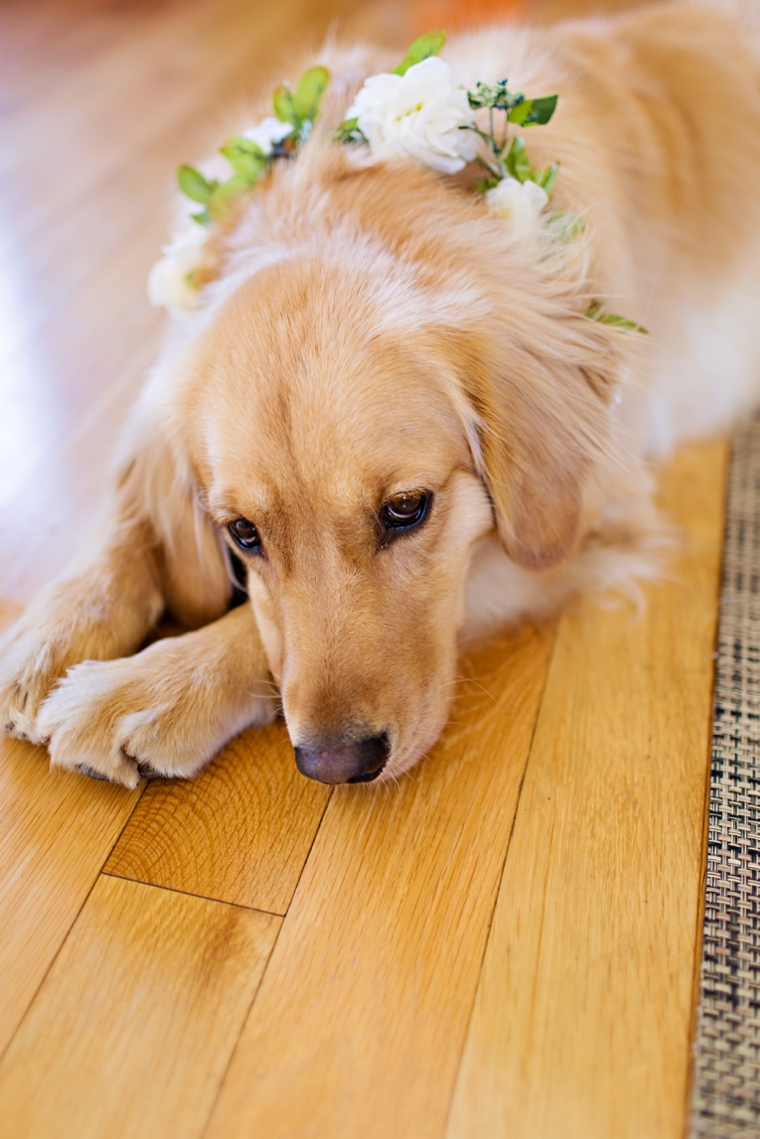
[228,518,261,552]
[381,491,430,533]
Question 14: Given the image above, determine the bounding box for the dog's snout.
[294,733,389,784]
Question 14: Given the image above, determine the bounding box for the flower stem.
[474,155,501,179]
[500,112,508,154]
[460,123,499,149]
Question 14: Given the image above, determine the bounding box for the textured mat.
[691,418,760,1136]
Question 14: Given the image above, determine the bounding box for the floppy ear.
[114,425,232,629]
[455,316,623,571]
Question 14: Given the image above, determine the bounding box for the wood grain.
[0,736,142,1058]
[0,875,280,1139]
[203,621,555,1139]
[106,723,331,913]
[446,439,726,1139]
[0,600,141,1057]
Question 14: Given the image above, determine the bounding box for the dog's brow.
[207,493,264,523]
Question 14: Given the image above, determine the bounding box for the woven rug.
[690,417,760,1136]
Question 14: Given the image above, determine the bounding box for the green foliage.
[209,173,258,219]
[391,30,446,76]
[273,65,330,142]
[177,165,217,205]
[293,65,330,123]
[546,211,585,242]
[508,94,558,127]
[273,84,297,126]
[535,163,559,192]
[219,137,268,179]
[587,300,648,333]
[177,64,330,224]
[467,79,523,113]
[504,136,532,183]
[461,73,560,195]
[334,116,367,145]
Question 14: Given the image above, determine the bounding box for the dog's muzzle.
[294,733,389,784]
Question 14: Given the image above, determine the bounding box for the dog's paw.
[36,640,276,787]
[35,659,150,787]
[0,621,77,744]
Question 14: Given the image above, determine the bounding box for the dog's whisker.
[434,675,498,705]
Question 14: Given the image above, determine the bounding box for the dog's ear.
[114,426,231,629]
[454,318,622,571]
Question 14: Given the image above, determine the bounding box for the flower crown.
[148,31,642,331]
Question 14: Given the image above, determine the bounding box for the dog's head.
[140,158,622,784]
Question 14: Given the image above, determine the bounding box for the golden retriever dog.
[2,0,760,787]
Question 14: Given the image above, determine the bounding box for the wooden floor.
[0,1,723,1136]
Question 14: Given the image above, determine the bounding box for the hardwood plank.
[0,594,140,1059]
[0,0,258,197]
[446,439,726,1139]
[0,0,130,92]
[0,737,142,1058]
[0,336,160,601]
[0,229,165,516]
[203,621,555,1139]
[0,875,280,1139]
[106,723,331,914]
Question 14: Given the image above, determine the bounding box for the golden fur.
[2,0,760,785]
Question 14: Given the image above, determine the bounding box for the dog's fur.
[2,0,760,785]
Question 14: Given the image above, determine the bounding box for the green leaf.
[587,301,648,333]
[598,313,649,333]
[508,94,558,126]
[273,83,297,126]
[535,162,559,193]
[293,65,330,123]
[475,176,500,194]
[334,116,367,145]
[504,136,532,183]
[546,211,584,242]
[209,172,258,219]
[220,136,269,178]
[392,30,446,76]
[177,164,216,205]
[191,207,212,226]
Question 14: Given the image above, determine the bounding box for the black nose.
[294,734,389,784]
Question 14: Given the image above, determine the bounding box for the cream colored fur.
[2,0,760,785]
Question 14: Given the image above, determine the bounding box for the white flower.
[147,226,208,312]
[346,56,477,174]
[485,176,548,229]
[242,117,293,155]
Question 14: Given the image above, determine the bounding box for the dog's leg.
[0,521,165,744]
[35,603,276,787]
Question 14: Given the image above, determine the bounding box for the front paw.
[36,648,277,787]
[0,629,69,744]
[36,660,153,788]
